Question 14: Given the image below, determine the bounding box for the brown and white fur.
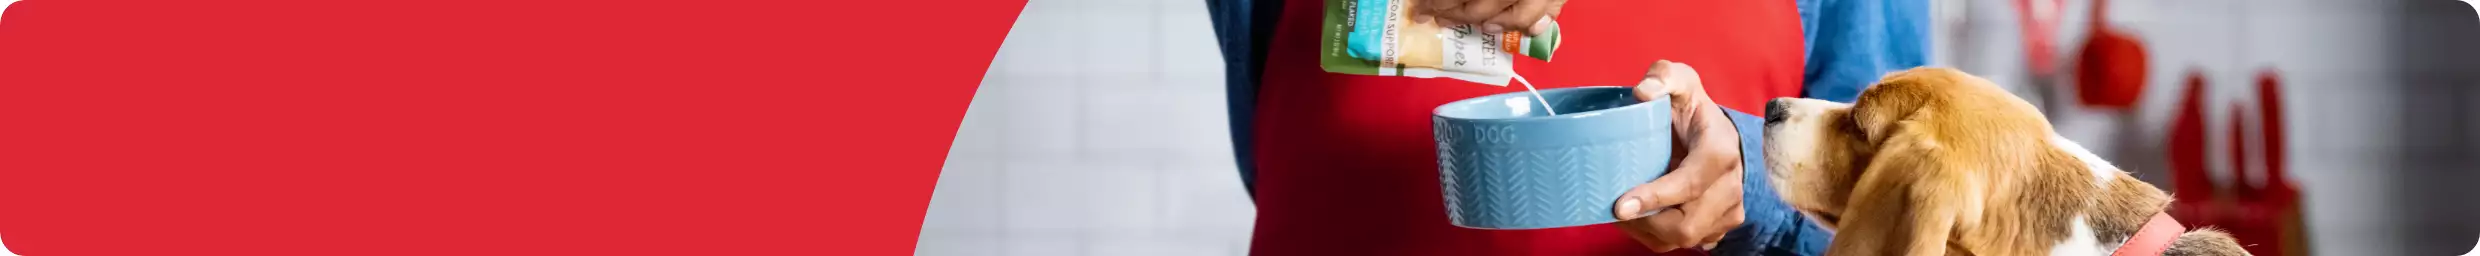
[1761,67,2248,256]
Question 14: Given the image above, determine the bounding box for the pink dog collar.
[2112,212,2186,256]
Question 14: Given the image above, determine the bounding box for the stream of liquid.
[1511,74,1558,116]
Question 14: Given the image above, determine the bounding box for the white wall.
[915,0,1257,255]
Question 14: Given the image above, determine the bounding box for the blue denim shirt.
[1208,0,1923,255]
[1206,0,1283,197]
[1796,0,1932,103]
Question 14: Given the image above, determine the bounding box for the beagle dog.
[1761,67,2249,256]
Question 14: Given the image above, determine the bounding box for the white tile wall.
[917,0,1255,255]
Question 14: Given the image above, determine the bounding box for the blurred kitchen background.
[917,0,2480,255]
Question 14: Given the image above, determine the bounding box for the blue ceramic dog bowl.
[1432,86,1671,230]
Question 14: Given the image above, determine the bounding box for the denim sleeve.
[1207,0,1282,200]
[1796,0,1931,102]
[1710,107,1833,256]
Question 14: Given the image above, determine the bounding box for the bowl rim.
[1432,86,1665,123]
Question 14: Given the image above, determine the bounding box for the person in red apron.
[1207,0,1929,254]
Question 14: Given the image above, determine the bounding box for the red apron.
[1248,0,1806,254]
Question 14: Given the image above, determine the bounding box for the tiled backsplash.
[918,0,1256,255]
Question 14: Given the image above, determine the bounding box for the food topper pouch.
[1321,0,1561,86]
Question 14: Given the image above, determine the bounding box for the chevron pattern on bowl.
[1432,86,1671,230]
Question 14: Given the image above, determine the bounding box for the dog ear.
[1826,119,1969,256]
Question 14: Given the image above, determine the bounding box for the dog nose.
[1764,99,1789,125]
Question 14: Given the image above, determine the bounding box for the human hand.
[1614,60,1748,253]
[1409,0,1564,35]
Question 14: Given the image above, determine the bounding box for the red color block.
[0,0,1023,255]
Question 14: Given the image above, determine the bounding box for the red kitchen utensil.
[2072,0,2149,109]
[2252,69,2310,256]
[2015,0,2066,74]
[2167,70,2213,199]
[2165,68,2310,256]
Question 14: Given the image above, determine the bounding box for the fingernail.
[1633,80,1665,101]
[1483,23,1505,35]
[1615,198,1642,218]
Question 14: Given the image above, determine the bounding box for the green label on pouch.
[1320,0,1381,76]
[1318,0,1561,86]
